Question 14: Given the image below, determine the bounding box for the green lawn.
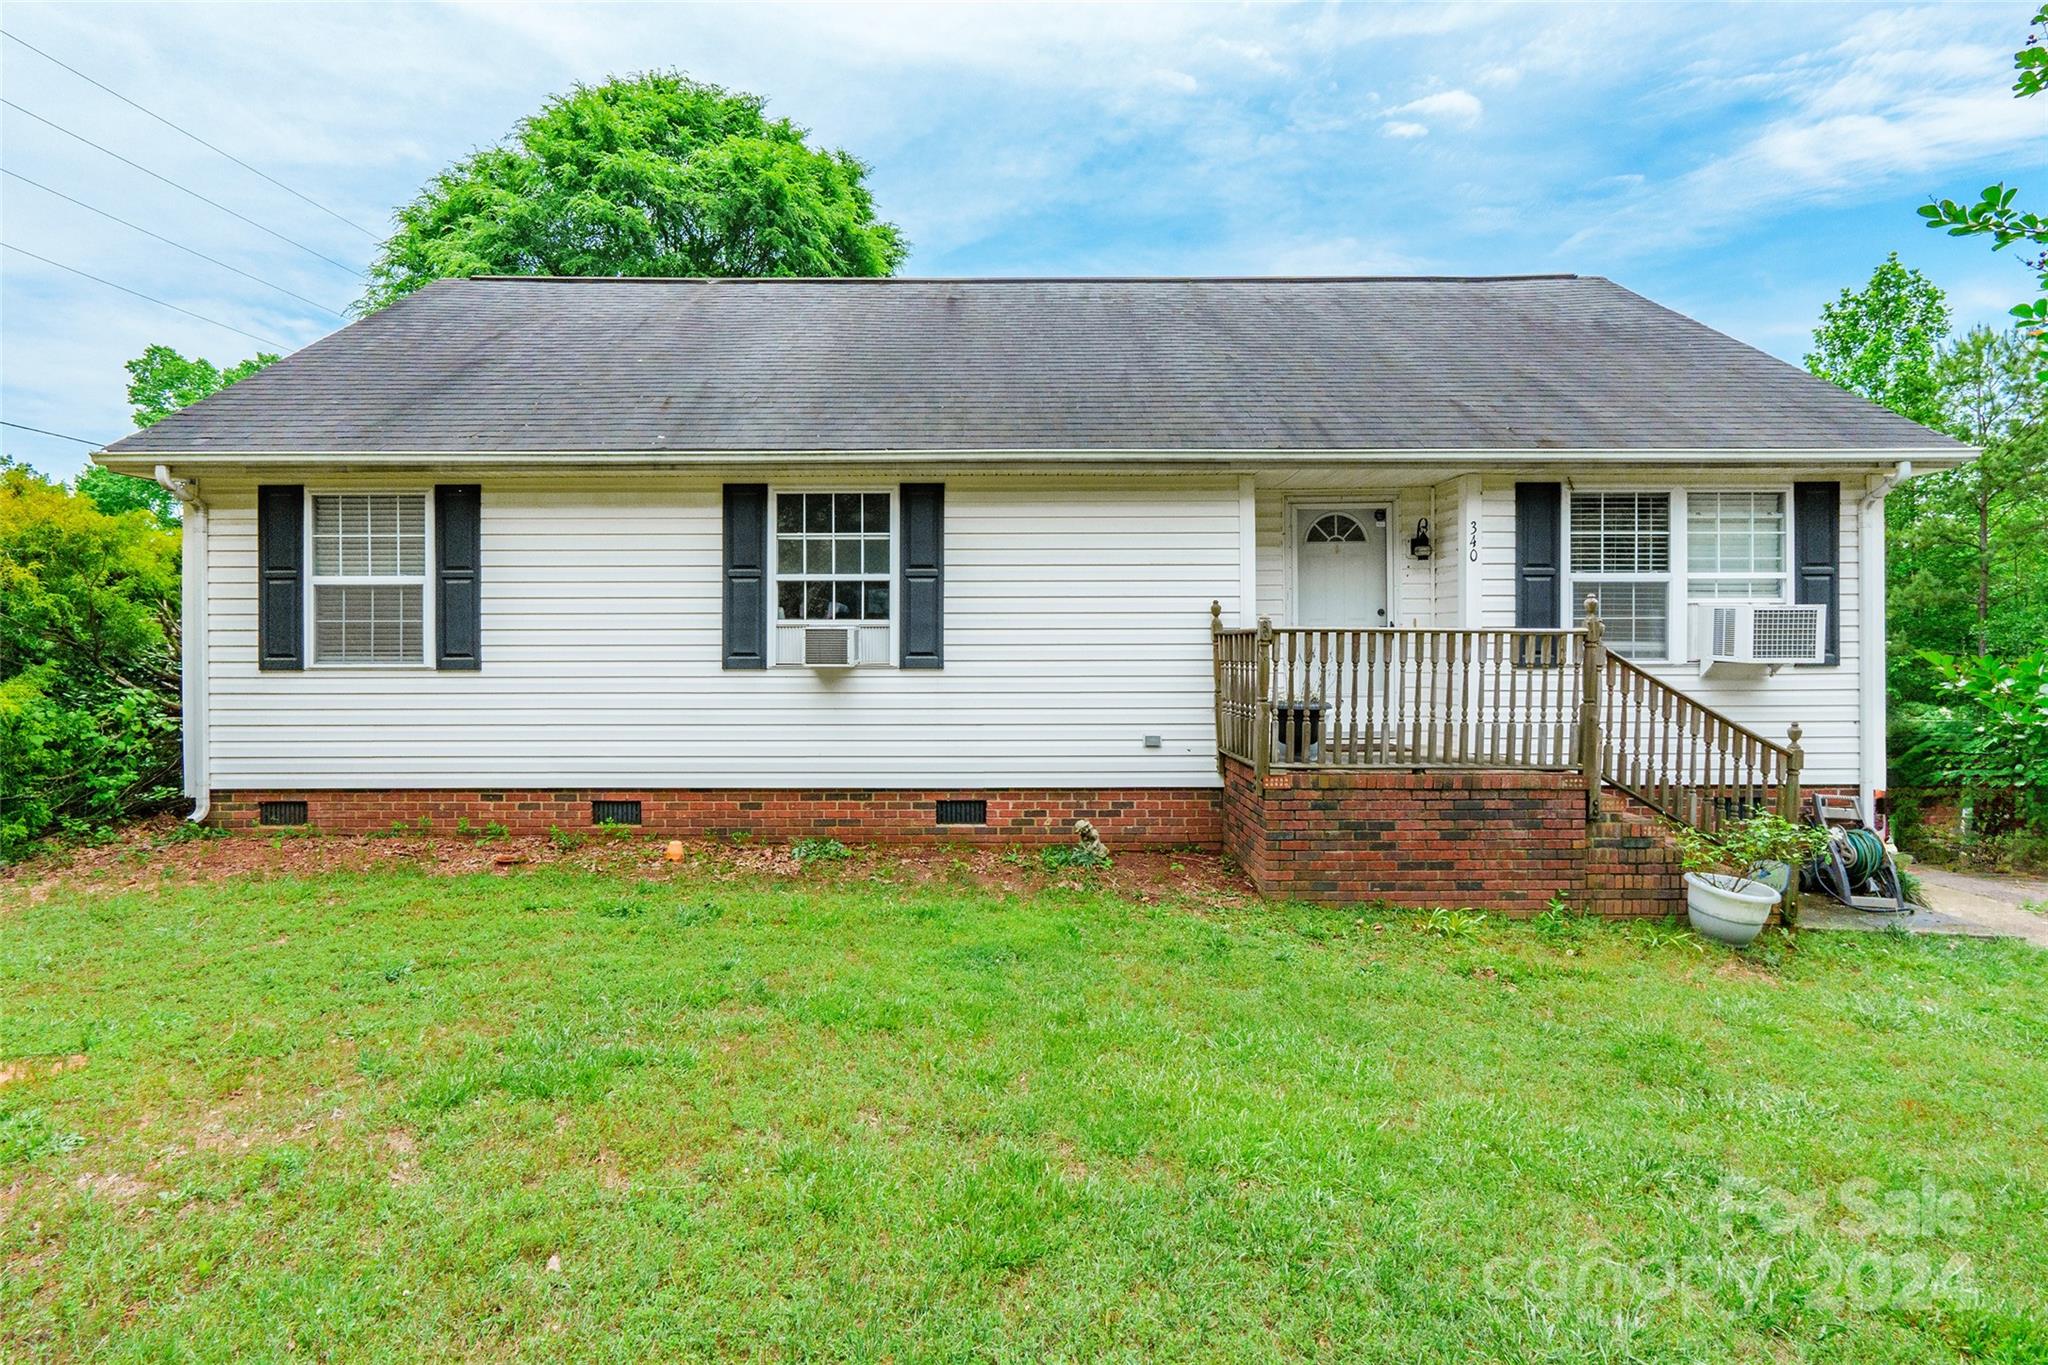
[3,854,2046,1361]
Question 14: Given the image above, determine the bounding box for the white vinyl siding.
[205,474,1241,788]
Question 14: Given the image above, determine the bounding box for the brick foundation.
[208,787,1223,849]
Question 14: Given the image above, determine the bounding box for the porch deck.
[1210,601,1807,915]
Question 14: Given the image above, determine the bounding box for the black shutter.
[257,484,303,671]
[435,485,482,670]
[722,484,768,669]
[1794,481,1841,665]
[1514,482,1562,629]
[900,483,944,669]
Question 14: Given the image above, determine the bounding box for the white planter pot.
[1684,872,1781,947]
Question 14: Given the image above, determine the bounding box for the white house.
[97,275,1967,907]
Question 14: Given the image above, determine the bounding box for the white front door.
[1295,506,1390,626]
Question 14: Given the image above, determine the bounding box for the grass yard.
[3,841,2047,1362]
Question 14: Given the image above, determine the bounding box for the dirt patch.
[72,1171,152,1202]
[2,817,1256,908]
[0,1055,88,1087]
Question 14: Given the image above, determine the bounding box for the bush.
[0,462,182,859]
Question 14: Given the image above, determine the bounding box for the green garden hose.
[1838,827,1886,886]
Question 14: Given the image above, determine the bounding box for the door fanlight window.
[1305,513,1367,544]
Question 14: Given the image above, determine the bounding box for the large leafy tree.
[359,71,906,311]
[125,343,279,429]
[1803,253,1952,427]
[1888,327,2048,663]
[1918,5,2048,379]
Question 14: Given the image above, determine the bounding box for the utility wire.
[1,28,378,239]
[1,419,107,447]
[2,240,288,348]
[1,98,363,277]
[3,168,346,317]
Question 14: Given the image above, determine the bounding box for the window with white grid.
[309,492,428,665]
[1687,491,1787,601]
[773,491,892,623]
[1569,492,1671,658]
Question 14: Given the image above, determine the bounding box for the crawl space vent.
[591,799,643,826]
[935,799,988,827]
[258,800,308,827]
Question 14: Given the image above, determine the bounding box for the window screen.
[309,492,428,664]
[774,492,892,622]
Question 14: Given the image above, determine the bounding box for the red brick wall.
[208,787,1222,849]
[1222,759,1594,915]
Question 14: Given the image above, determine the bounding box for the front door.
[1295,506,1389,627]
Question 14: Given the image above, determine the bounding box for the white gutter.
[95,445,1978,474]
[1858,461,1910,826]
[155,466,209,824]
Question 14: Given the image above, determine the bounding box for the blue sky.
[2,1,2040,479]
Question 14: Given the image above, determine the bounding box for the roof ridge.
[461,273,1586,285]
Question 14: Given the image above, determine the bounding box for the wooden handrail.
[1596,647,1802,838]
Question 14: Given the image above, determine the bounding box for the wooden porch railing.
[1597,654,1803,835]
[1210,599,1803,838]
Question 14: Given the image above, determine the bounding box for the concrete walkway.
[1800,866,2048,947]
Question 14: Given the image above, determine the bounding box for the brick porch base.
[1219,757,1689,918]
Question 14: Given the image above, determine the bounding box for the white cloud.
[1382,121,1430,139]
[1387,88,1484,127]
[1560,10,2043,257]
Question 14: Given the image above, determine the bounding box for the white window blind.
[1570,492,1671,658]
[309,493,427,665]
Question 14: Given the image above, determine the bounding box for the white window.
[1569,492,1670,659]
[1687,491,1787,601]
[309,492,429,665]
[774,491,892,624]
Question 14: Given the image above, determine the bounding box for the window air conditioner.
[1690,603,1826,677]
[802,624,859,669]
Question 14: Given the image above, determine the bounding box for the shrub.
[792,836,851,865]
[1039,843,1111,872]
[1,463,182,860]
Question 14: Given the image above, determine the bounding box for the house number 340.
[1468,519,1480,563]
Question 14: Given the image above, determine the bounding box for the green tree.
[125,344,278,428]
[0,461,182,857]
[1804,253,1952,427]
[74,466,178,525]
[360,71,905,312]
[1918,5,2048,379]
[1887,327,2048,663]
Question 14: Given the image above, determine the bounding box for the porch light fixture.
[1409,518,1433,561]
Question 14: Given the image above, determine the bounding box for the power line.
[3,168,346,317]
[2,240,288,348]
[1,98,363,278]
[0,28,379,240]
[1,419,107,447]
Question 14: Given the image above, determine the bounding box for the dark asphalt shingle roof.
[102,275,1963,456]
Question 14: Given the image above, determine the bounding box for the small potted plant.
[1674,813,1830,946]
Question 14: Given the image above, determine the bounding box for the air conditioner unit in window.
[1690,603,1826,677]
[801,624,860,669]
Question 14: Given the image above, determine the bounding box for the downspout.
[1857,461,1909,829]
[155,465,210,824]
